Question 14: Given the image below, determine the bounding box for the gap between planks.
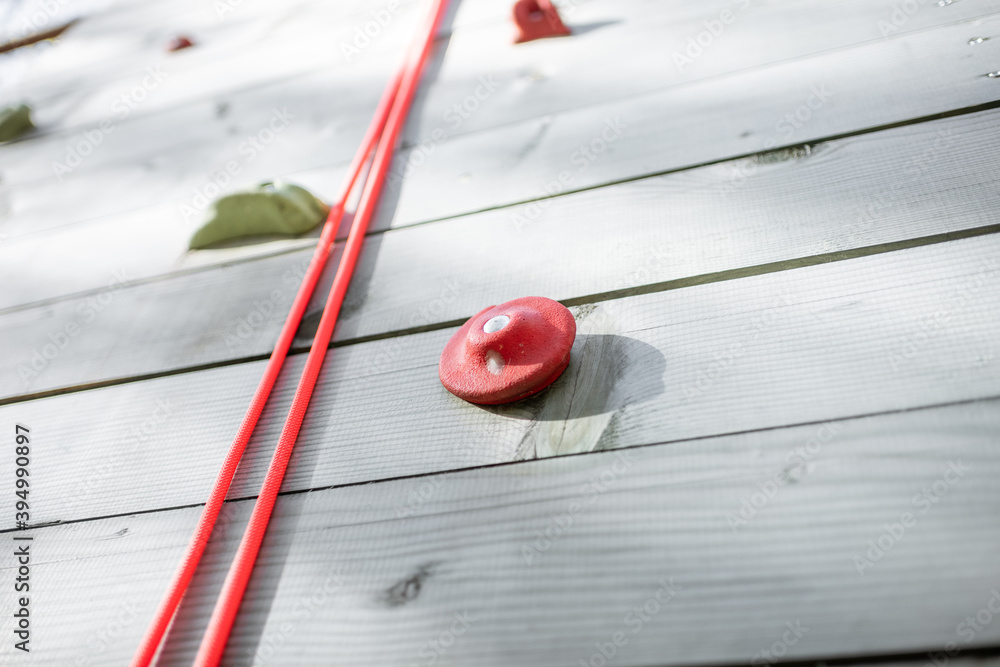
[2,233,999,530]
[2,95,997,321]
[3,5,999,247]
[2,221,997,407]
[0,15,996,314]
[1,391,996,536]
[7,0,988,154]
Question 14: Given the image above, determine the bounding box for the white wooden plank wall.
[1,0,999,665]
[1,400,999,665]
[0,233,998,529]
[1,3,999,306]
[0,108,998,399]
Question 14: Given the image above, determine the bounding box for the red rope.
[128,51,409,667]
[189,0,450,664]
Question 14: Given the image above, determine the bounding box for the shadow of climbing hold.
[188,181,330,250]
[167,36,194,52]
[0,104,34,142]
[513,0,571,44]
[509,333,667,458]
[480,303,667,459]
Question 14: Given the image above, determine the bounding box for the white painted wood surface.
[383,11,1000,227]
[1,2,995,211]
[1,9,998,313]
[7,0,426,133]
[2,0,998,663]
[12,0,993,140]
[2,234,997,529]
[1,109,997,398]
[1,399,998,665]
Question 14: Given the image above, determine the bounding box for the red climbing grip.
[440,296,576,405]
[512,0,571,43]
[167,35,194,51]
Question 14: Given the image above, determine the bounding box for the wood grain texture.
[2,2,997,665]
[1,399,998,665]
[2,234,998,528]
[6,0,426,134]
[383,10,1000,228]
[11,0,990,145]
[406,0,1000,144]
[2,0,997,227]
[1,8,998,313]
[2,109,998,396]
[12,0,574,135]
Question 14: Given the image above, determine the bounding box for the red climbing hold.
[512,0,571,44]
[439,296,576,405]
[167,36,194,52]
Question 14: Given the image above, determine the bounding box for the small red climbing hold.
[167,36,194,52]
[439,296,576,405]
[512,0,571,44]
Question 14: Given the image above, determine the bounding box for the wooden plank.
[1,0,506,111]
[0,0,433,190]
[12,0,513,131]
[0,0,122,46]
[9,0,426,132]
[0,8,997,312]
[2,399,999,665]
[15,0,993,137]
[2,1,996,225]
[0,56,396,212]
[2,233,998,527]
[407,0,1000,143]
[1,108,998,394]
[383,10,1000,227]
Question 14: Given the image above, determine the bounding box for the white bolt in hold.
[483,315,510,333]
[486,350,506,375]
